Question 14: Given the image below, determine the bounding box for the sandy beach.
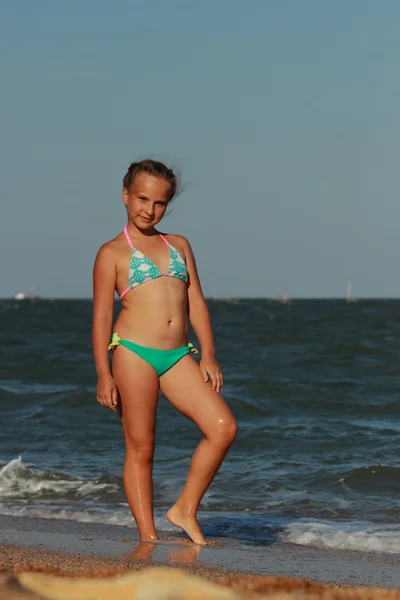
[2,542,400,600]
[1,515,400,599]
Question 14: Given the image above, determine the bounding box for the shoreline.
[1,515,400,591]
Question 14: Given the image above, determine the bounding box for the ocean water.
[1,299,400,555]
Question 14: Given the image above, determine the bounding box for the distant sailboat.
[346,281,357,303]
[281,282,290,304]
[28,284,37,302]
[226,289,240,304]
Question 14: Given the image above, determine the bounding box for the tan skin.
[92,173,237,545]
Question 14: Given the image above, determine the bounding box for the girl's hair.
[123,159,179,202]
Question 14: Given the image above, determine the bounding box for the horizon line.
[1,296,400,301]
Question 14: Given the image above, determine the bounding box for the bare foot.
[167,504,206,545]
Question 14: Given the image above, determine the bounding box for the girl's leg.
[159,355,237,544]
[112,346,160,541]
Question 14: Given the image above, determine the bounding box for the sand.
[1,514,400,599]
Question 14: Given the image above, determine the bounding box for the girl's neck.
[127,221,158,238]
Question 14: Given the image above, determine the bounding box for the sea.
[1,299,399,555]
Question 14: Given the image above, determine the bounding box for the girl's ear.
[122,187,128,206]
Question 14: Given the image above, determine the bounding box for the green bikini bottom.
[108,332,198,377]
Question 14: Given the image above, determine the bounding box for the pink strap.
[158,233,170,246]
[124,225,133,249]
[120,287,130,299]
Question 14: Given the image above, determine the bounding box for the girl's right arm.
[92,244,118,412]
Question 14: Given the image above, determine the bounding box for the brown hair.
[123,159,179,202]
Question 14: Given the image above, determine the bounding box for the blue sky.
[1,0,399,298]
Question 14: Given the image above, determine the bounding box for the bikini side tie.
[108,332,121,351]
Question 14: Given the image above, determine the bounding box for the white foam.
[0,457,119,499]
[0,503,134,526]
[282,520,400,554]
[0,503,176,532]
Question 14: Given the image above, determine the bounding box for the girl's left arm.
[181,237,223,393]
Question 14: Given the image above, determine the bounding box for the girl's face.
[123,173,171,230]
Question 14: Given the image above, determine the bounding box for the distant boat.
[226,288,240,305]
[281,282,290,304]
[28,284,37,302]
[14,284,38,302]
[346,281,357,303]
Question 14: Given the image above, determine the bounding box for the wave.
[2,457,400,555]
[1,501,399,555]
[0,503,179,533]
[338,464,400,493]
[0,504,135,527]
[0,457,120,500]
[282,520,400,554]
[0,380,77,395]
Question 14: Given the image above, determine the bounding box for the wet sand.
[1,514,400,597]
[2,544,400,600]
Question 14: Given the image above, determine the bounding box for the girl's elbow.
[93,310,113,327]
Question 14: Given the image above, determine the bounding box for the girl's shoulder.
[95,232,126,260]
[160,233,192,258]
[161,232,191,247]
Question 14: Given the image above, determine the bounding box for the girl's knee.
[225,418,238,444]
[125,437,155,464]
[210,417,238,447]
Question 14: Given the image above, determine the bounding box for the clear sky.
[1,0,399,299]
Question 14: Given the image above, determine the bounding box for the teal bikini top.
[119,225,188,298]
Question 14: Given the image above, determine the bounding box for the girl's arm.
[182,238,223,393]
[92,244,118,411]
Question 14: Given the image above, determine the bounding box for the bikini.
[108,225,198,376]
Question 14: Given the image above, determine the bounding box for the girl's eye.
[156,202,166,207]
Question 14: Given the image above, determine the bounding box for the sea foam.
[282,520,400,554]
[0,457,119,499]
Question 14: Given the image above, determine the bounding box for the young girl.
[92,160,237,545]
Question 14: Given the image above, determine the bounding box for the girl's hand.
[199,356,223,393]
[96,374,118,412]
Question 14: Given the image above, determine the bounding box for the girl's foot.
[166,504,206,545]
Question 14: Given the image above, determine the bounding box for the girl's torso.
[112,227,189,349]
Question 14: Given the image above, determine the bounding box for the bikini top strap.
[158,232,170,246]
[123,225,133,249]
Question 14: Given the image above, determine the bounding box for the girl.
[92,160,237,545]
